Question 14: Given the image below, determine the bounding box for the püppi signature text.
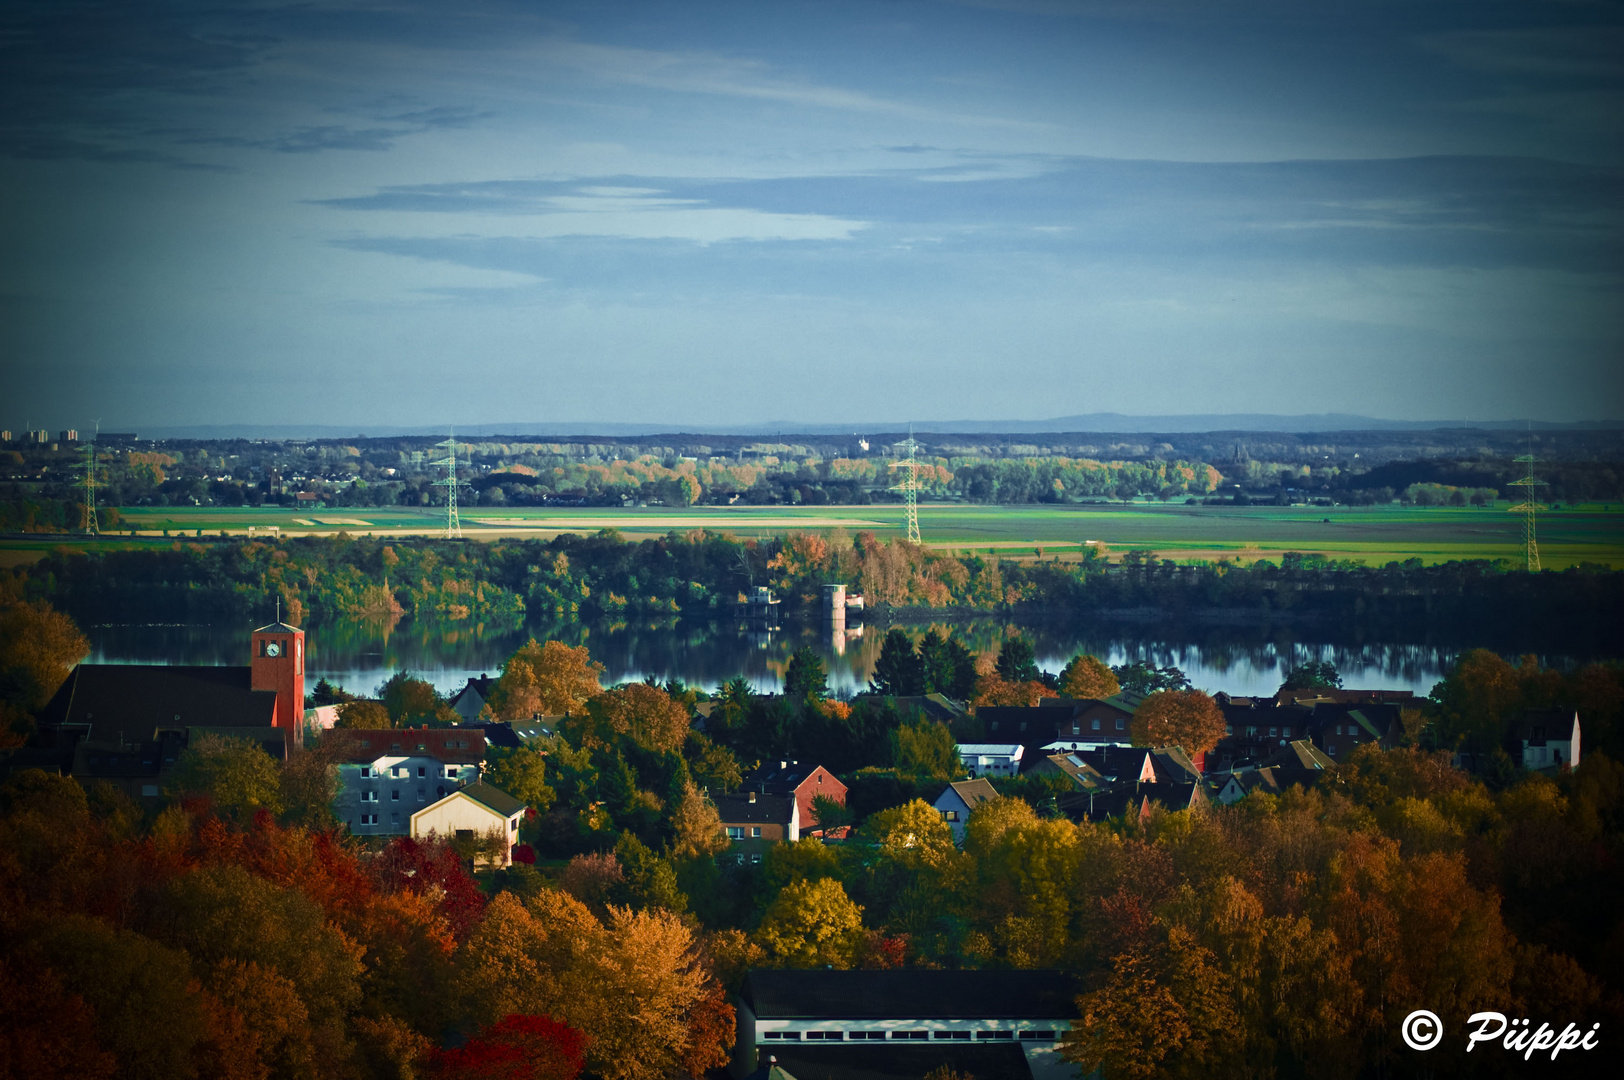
[1465,1013,1600,1060]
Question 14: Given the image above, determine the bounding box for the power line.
[432,429,464,539]
[1507,431,1546,572]
[889,424,922,544]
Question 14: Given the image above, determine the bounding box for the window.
[1283,727,1292,737]
[390,812,400,824]
[418,766,427,777]
[778,1032,800,1041]
[933,1031,970,1041]
[418,789,427,802]
[510,819,518,832]
[1019,721,1027,732]
[805,1031,841,1041]
[1269,727,1278,737]
[1019,1030,1056,1041]
[1115,718,1125,730]
[360,791,378,802]
[726,827,744,840]
[751,853,762,864]
[359,766,372,778]
[391,790,400,801]
[141,784,159,797]
[1091,718,1101,730]
[975,1031,1014,1041]
[1245,726,1257,737]
[763,1032,781,1040]
[891,1031,928,1041]
[360,814,378,825]
[751,827,761,838]
[941,809,959,822]
[849,1032,885,1040]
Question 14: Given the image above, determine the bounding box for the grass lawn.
[10,501,1621,569]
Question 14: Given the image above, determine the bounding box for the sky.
[2,0,1622,433]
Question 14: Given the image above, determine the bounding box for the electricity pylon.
[73,440,99,534]
[1507,448,1546,572]
[432,430,464,539]
[889,425,923,544]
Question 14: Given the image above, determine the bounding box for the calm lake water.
[83,614,1502,701]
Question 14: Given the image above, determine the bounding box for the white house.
[411,781,527,866]
[328,727,486,837]
[733,969,1080,1080]
[933,778,999,843]
[955,742,1023,777]
[1518,709,1581,771]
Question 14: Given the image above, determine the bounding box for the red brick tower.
[251,620,305,749]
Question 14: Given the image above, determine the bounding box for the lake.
[81,612,1519,702]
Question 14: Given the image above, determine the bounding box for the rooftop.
[741,969,1079,1021]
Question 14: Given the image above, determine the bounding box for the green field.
[6,500,1618,570]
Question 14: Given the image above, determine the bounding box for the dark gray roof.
[253,621,302,634]
[456,781,527,817]
[741,969,1078,1021]
[761,1043,1032,1080]
[39,665,278,745]
[713,792,797,825]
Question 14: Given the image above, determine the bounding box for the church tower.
[251,619,305,749]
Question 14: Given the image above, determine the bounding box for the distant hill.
[136,414,1621,441]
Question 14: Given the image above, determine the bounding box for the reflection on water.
[83,612,1603,701]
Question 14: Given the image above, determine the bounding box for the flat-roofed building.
[734,969,1081,1079]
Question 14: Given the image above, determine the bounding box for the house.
[1515,709,1581,771]
[980,696,1136,749]
[1210,693,1313,773]
[411,781,527,866]
[328,727,487,836]
[858,693,971,726]
[713,791,799,863]
[1024,752,1106,792]
[1261,738,1337,773]
[475,718,557,749]
[956,742,1023,778]
[23,620,306,801]
[1059,780,1207,824]
[449,674,498,723]
[1214,763,1332,804]
[1306,702,1402,761]
[733,969,1080,1080]
[740,760,848,836]
[933,778,999,842]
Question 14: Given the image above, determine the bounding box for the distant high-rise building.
[59,429,78,443]
[27,430,48,444]
[0,431,11,443]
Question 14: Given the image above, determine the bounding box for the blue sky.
[2,0,1621,431]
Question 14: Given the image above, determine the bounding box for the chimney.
[749,791,757,803]
[779,760,787,770]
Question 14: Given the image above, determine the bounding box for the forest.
[10,531,1624,653]
[2,584,1623,1078]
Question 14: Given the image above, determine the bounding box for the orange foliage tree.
[1130,690,1226,756]
[488,640,605,721]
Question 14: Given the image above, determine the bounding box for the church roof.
[253,621,302,634]
[39,665,278,746]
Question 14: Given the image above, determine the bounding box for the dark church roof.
[39,664,277,746]
[741,970,1078,1021]
[254,621,302,634]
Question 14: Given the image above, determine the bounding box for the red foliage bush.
[430,1015,587,1080]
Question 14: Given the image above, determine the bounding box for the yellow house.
[410,781,527,865]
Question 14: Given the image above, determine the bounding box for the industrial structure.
[1508,446,1546,572]
[889,426,924,544]
[433,430,463,539]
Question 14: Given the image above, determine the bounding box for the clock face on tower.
[265,641,282,657]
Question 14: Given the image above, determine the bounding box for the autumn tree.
[1280,660,1341,692]
[575,683,690,753]
[0,596,87,744]
[1131,690,1227,757]
[489,640,605,721]
[891,715,961,781]
[1060,654,1120,700]
[378,670,458,726]
[166,733,285,820]
[429,1014,587,1080]
[335,699,391,728]
[484,744,557,816]
[755,877,865,969]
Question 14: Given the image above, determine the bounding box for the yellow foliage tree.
[1059,654,1120,700]
[755,877,865,969]
[488,640,605,721]
[577,683,690,753]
